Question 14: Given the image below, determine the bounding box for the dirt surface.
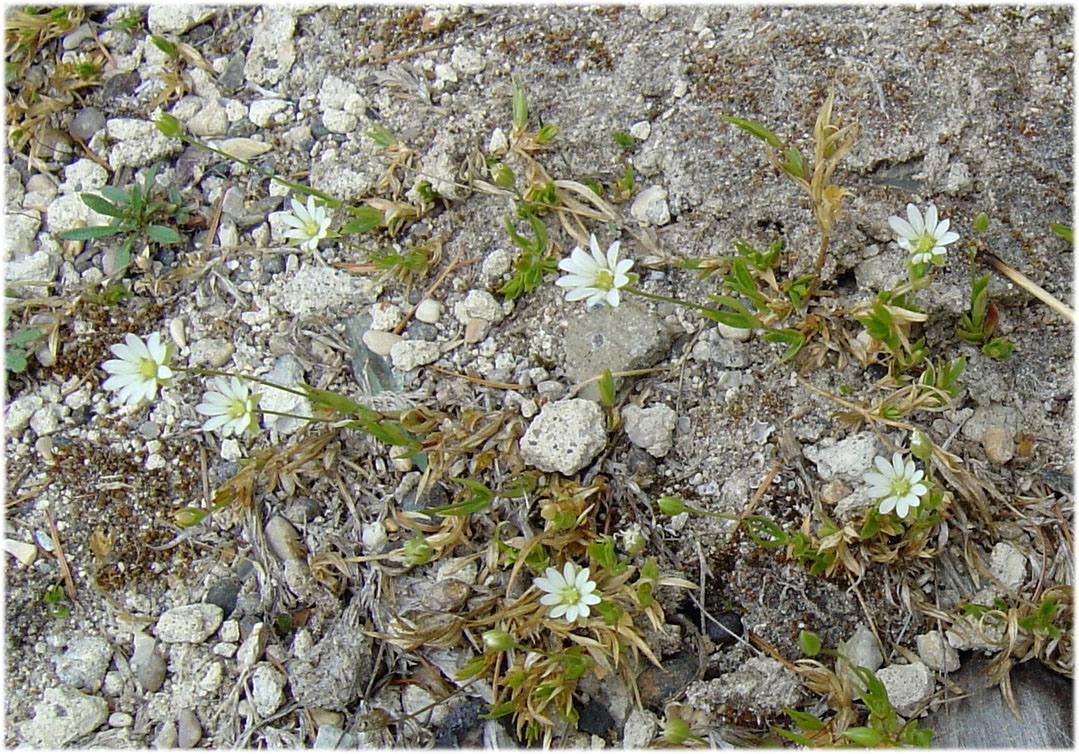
[4,4,1073,748]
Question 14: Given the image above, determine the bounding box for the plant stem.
[174,366,310,400]
[623,286,718,314]
[802,232,830,307]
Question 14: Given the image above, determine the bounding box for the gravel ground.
[4,5,1072,748]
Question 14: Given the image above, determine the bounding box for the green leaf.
[720,115,783,149]
[340,205,384,235]
[1049,222,1073,245]
[481,701,518,719]
[773,727,818,747]
[743,515,787,547]
[113,238,133,271]
[497,472,539,498]
[909,727,934,748]
[596,368,615,407]
[150,34,177,57]
[454,655,487,680]
[535,123,558,144]
[10,328,41,347]
[5,349,28,373]
[981,337,1014,360]
[100,186,132,205]
[763,328,806,364]
[843,726,884,746]
[425,477,493,515]
[79,193,127,218]
[798,630,821,657]
[301,385,377,418]
[511,76,527,131]
[973,212,989,233]
[783,708,825,732]
[147,224,181,243]
[594,600,622,626]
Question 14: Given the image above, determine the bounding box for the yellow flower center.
[226,398,247,419]
[914,233,936,254]
[137,357,159,381]
[593,269,614,291]
[560,585,581,605]
[303,219,321,237]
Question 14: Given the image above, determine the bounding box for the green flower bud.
[154,113,181,139]
[909,429,932,462]
[482,629,515,652]
[661,719,691,745]
[403,536,432,566]
[657,496,685,516]
[175,507,208,527]
[973,212,989,233]
[491,163,515,189]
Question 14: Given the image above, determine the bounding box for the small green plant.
[612,130,636,151]
[1049,222,1073,245]
[955,212,1014,360]
[5,326,43,373]
[498,214,557,301]
[43,581,69,619]
[58,162,184,275]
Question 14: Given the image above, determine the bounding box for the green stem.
[623,286,718,314]
[255,407,331,424]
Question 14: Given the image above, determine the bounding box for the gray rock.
[249,98,291,128]
[60,159,109,194]
[685,656,803,715]
[621,707,658,748]
[6,210,40,257]
[69,107,106,142]
[630,185,670,226]
[944,161,972,196]
[389,340,440,372]
[415,298,442,324]
[30,404,61,436]
[457,289,504,324]
[176,708,202,748]
[6,395,44,434]
[187,98,228,137]
[130,632,166,692]
[519,399,607,475]
[104,118,183,170]
[236,622,269,670]
[960,404,1019,442]
[152,719,177,749]
[640,5,667,22]
[287,599,373,709]
[244,7,296,86]
[251,662,287,717]
[147,6,215,34]
[838,623,883,680]
[480,248,511,278]
[260,354,311,434]
[154,603,224,643]
[188,337,234,368]
[52,635,113,692]
[17,686,109,747]
[450,45,485,74]
[463,317,488,344]
[803,431,882,482]
[6,248,58,298]
[269,265,374,318]
[108,712,134,728]
[564,303,671,401]
[622,403,678,457]
[989,541,1026,591]
[916,630,960,673]
[876,661,934,717]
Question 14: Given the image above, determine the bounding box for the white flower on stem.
[101,332,173,407]
[281,195,331,252]
[863,452,928,519]
[534,561,602,624]
[555,234,633,308]
[195,376,260,436]
[888,203,960,266]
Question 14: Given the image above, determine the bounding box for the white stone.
[105,118,182,170]
[248,98,290,128]
[243,7,296,87]
[389,340,440,372]
[322,109,358,134]
[487,127,508,155]
[630,185,670,226]
[236,623,268,670]
[415,298,442,324]
[460,289,504,323]
[450,46,485,74]
[640,5,667,21]
[60,159,109,194]
[369,302,402,331]
[519,399,607,475]
[629,120,652,140]
[17,687,108,748]
[147,6,214,34]
[362,521,388,551]
[52,635,113,692]
[481,248,512,279]
[318,74,364,113]
[187,98,228,137]
[622,707,658,748]
[716,321,753,341]
[29,404,61,436]
[206,137,272,161]
[803,431,881,482]
[990,541,1026,591]
[43,193,109,233]
[362,329,402,356]
[6,210,41,255]
[622,404,678,457]
[154,603,223,643]
[876,662,935,717]
[250,663,286,717]
[4,539,37,566]
[838,623,883,684]
[916,630,960,672]
[6,395,43,434]
[268,265,374,318]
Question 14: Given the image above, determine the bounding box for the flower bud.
[482,629,514,652]
[403,536,432,566]
[176,507,208,527]
[154,113,182,139]
[620,524,646,556]
[657,496,685,516]
[909,429,932,462]
[491,163,515,189]
[661,719,691,745]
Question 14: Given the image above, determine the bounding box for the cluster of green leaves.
[43,581,69,619]
[743,515,835,576]
[956,213,1014,360]
[1018,597,1065,639]
[4,325,43,373]
[777,631,934,748]
[498,213,557,301]
[854,289,930,378]
[58,162,185,273]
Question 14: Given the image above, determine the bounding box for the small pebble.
[415,298,441,324]
[177,708,202,748]
[820,479,852,505]
[138,421,161,440]
[108,712,134,728]
[464,317,488,344]
[981,425,1014,465]
[362,329,402,356]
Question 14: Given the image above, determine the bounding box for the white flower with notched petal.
[195,376,260,436]
[534,561,602,624]
[281,195,331,252]
[101,333,173,407]
[863,452,928,519]
[555,234,633,308]
[888,203,960,266]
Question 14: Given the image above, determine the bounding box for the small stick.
[45,509,77,601]
[365,41,453,66]
[980,250,1074,323]
[424,364,526,390]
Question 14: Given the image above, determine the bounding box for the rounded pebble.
[109,712,133,728]
[415,298,441,324]
[177,708,202,748]
[981,425,1014,465]
[362,329,402,356]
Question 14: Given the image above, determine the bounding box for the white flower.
[195,376,260,436]
[534,561,602,624]
[555,234,633,308]
[888,203,960,266]
[281,195,331,252]
[101,332,173,407]
[863,452,928,518]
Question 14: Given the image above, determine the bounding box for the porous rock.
[622,403,678,457]
[17,686,109,747]
[287,599,373,709]
[916,630,961,673]
[803,431,881,482]
[876,661,935,717]
[154,603,223,643]
[564,303,671,401]
[52,635,113,692]
[519,399,607,475]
